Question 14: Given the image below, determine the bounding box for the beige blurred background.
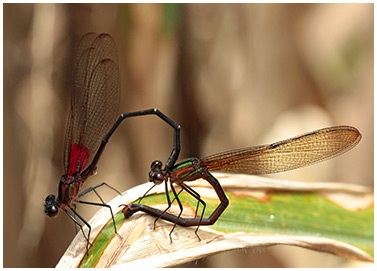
[3,3,373,268]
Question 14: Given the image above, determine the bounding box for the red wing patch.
[68,143,90,176]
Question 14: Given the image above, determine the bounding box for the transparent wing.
[64,33,120,175]
[200,126,361,175]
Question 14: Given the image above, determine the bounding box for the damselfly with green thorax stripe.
[122,125,361,242]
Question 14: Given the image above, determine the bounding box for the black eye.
[149,171,164,184]
[151,160,162,170]
[155,172,163,180]
[46,205,59,217]
[44,195,59,217]
[149,161,165,185]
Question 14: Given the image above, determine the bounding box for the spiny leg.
[138,184,156,204]
[170,187,184,205]
[169,182,184,243]
[123,172,229,229]
[180,183,206,241]
[138,183,182,205]
[67,208,92,254]
[154,181,172,229]
[78,200,121,238]
[153,184,184,230]
[78,182,122,238]
[78,182,122,198]
[180,183,201,218]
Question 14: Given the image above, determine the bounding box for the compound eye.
[155,172,163,181]
[149,171,164,185]
[151,160,163,170]
[149,161,165,185]
[46,205,59,217]
[44,195,59,218]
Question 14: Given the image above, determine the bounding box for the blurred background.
[3,3,373,268]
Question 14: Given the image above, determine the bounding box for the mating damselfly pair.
[44,32,361,251]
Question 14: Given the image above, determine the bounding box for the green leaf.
[119,186,373,256]
[57,174,373,268]
[80,212,124,268]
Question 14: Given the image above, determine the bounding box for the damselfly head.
[149,160,166,185]
[44,194,59,218]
